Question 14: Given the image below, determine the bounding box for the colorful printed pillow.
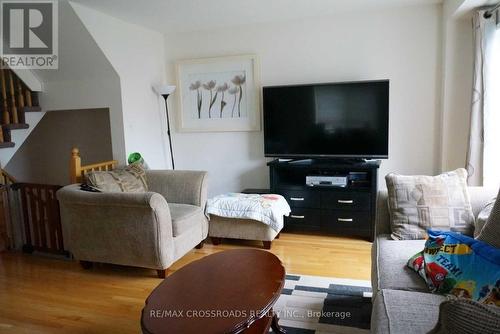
[407,229,500,305]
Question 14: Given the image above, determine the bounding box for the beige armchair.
[57,170,208,278]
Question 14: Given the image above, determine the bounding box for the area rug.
[273,274,372,333]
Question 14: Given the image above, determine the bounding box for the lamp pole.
[161,94,175,170]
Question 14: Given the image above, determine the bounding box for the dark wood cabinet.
[268,159,380,241]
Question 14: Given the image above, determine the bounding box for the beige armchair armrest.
[146,170,208,208]
[56,184,174,269]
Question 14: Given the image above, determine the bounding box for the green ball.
[128,152,143,164]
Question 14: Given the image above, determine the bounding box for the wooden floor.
[0,233,371,333]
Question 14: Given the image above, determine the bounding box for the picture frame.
[175,55,261,132]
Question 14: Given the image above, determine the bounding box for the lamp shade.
[154,84,176,96]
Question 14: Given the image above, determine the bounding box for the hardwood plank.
[0,233,371,333]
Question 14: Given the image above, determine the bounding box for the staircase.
[0,65,45,167]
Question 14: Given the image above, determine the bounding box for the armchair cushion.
[170,203,205,237]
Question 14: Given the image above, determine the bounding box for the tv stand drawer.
[321,211,371,231]
[321,192,371,211]
[278,189,320,209]
[284,208,321,231]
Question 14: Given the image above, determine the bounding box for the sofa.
[57,170,208,278]
[371,186,498,333]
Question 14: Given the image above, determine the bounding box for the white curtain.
[466,8,500,187]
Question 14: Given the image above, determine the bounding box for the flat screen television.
[263,80,389,159]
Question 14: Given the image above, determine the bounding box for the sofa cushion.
[372,235,428,292]
[385,169,474,240]
[169,203,204,237]
[477,187,500,248]
[371,289,447,334]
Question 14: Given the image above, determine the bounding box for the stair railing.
[70,147,117,184]
[0,169,16,250]
[0,62,40,148]
[10,183,67,255]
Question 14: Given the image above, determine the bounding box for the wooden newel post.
[8,71,18,124]
[70,148,81,184]
[16,78,25,109]
[24,88,32,107]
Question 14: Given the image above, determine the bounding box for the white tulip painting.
[188,74,246,120]
[177,55,260,132]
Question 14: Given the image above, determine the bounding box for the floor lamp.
[154,85,176,169]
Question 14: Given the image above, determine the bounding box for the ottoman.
[206,193,290,250]
[209,215,280,249]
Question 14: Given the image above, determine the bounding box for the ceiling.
[70,0,443,33]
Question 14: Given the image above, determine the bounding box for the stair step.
[0,142,15,148]
[2,123,29,130]
[22,106,42,112]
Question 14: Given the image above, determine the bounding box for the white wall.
[35,0,125,164]
[164,4,443,196]
[70,2,170,169]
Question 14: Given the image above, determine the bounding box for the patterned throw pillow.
[477,187,500,248]
[386,169,474,240]
[85,163,148,193]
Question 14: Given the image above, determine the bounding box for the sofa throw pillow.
[429,298,500,334]
[386,169,474,240]
[407,230,500,305]
[474,199,496,238]
[85,163,148,193]
[477,187,500,248]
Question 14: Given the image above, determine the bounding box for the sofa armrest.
[468,186,498,218]
[429,298,500,334]
[56,184,174,269]
[375,189,391,236]
[146,170,208,208]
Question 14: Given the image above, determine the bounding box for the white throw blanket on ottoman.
[206,193,291,232]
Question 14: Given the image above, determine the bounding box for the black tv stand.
[268,159,380,241]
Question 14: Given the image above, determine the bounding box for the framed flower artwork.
[175,55,261,132]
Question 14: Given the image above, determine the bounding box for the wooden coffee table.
[141,249,286,334]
